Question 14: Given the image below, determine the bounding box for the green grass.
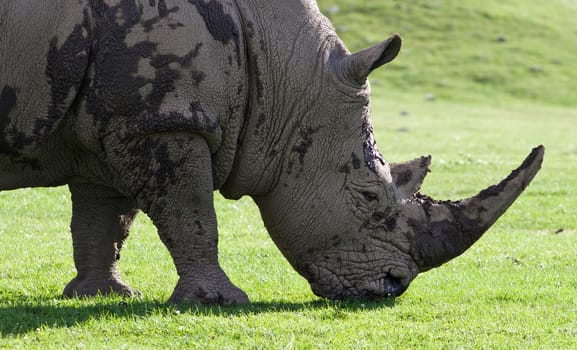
[321,0,577,107]
[2,1,577,348]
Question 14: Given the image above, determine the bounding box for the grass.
[321,0,577,107]
[2,0,577,349]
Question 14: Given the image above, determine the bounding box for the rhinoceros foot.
[168,273,249,306]
[63,276,141,299]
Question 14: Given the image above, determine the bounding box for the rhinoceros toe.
[63,276,141,299]
[168,277,250,306]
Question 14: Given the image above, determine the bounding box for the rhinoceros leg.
[116,133,249,305]
[63,183,139,298]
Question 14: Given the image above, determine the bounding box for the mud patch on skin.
[0,86,17,119]
[256,113,266,131]
[0,7,91,166]
[331,234,342,247]
[117,106,221,152]
[351,152,362,169]
[251,56,265,102]
[124,137,187,200]
[150,41,201,69]
[188,0,241,66]
[292,126,321,166]
[87,0,157,121]
[366,211,398,232]
[194,220,205,235]
[287,126,321,176]
[339,164,351,174]
[0,86,18,154]
[394,169,413,187]
[151,141,186,197]
[142,0,180,32]
[87,0,208,144]
[0,9,92,159]
[254,113,266,136]
[190,69,206,87]
[361,120,386,172]
[45,9,92,129]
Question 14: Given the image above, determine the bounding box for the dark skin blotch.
[0,9,90,164]
[384,215,397,231]
[43,9,92,141]
[168,22,185,30]
[256,113,266,128]
[331,234,342,247]
[157,0,170,17]
[254,113,266,136]
[142,0,179,32]
[0,86,17,120]
[339,164,351,174]
[351,152,361,169]
[362,120,386,172]
[188,0,241,66]
[291,127,321,166]
[254,63,264,101]
[191,70,206,87]
[195,220,204,235]
[87,0,202,134]
[124,138,186,198]
[0,86,18,154]
[395,169,413,187]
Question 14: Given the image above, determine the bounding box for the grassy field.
[2,0,577,349]
[321,0,577,107]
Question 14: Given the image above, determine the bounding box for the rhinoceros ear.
[340,34,402,85]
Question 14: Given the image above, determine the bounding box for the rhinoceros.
[0,0,543,305]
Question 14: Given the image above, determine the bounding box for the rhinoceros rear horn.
[408,146,544,272]
[340,34,402,85]
[391,155,432,199]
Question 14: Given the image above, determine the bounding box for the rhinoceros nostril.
[363,277,407,299]
[386,276,409,297]
[384,283,399,298]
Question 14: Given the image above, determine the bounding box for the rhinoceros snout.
[309,274,409,301]
[358,276,409,300]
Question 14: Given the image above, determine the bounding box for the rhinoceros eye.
[362,191,379,202]
[346,183,383,218]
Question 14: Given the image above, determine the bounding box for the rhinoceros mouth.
[306,261,411,300]
[309,275,408,300]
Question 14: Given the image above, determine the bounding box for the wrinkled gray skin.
[0,0,543,305]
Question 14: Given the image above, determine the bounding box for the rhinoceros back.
[0,0,92,158]
[76,0,247,187]
[1,0,247,188]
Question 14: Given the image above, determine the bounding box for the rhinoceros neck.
[220,0,340,199]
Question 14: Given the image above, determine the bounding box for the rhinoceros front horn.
[404,146,545,272]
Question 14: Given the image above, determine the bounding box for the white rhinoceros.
[0,0,543,304]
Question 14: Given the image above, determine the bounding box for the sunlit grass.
[320,0,577,107]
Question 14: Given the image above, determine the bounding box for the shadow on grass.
[0,295,396,336]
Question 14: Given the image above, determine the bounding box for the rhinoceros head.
[250,34,543,300]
